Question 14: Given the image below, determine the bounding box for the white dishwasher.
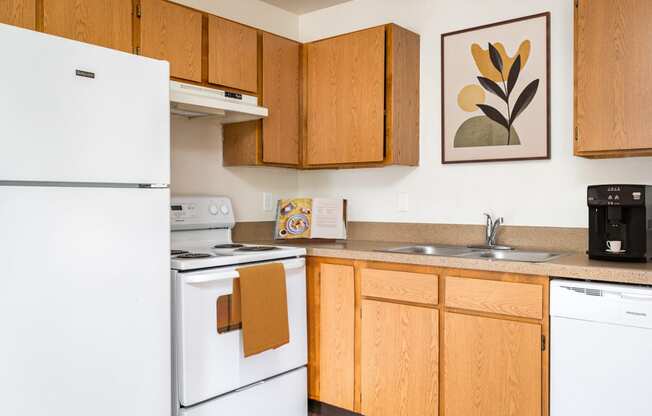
[551,279,652,416]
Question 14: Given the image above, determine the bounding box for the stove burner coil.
[213,243,245,249]
[171,250,189,256]
[176,253,212,259]
[236,246,279,252]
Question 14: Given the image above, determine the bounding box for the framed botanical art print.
[441,12,550,163]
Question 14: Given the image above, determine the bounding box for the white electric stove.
[170,196,308,416]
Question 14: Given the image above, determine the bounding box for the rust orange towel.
[236,263,290,357]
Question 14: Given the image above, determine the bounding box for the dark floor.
[309,400,360,416]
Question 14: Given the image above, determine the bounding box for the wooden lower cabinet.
[361,299,438,416]
[307,257,549,416]
[443,312,542,416]
[308,260,356,411]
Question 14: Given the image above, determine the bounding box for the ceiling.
[260,0,353,15]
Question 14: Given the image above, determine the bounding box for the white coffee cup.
[606,240,622,252]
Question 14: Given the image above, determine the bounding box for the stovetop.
[170,242,306,271]
[169,196,305,271]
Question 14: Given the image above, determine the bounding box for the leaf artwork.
[507,55,521,95]
[475,42,538,145]
[488,43,504,73]
[477,77,507,101]
[511,79,539,122]
[477,104,509,129]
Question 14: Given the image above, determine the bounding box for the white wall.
[297,0,652,228]
[171,0,300,40]
[170,116,298,221]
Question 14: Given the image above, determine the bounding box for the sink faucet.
[484,213,502,246]
[469,213,512,250]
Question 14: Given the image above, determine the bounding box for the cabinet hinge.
[575,0,579,8]
[134,46,140,55]
[575,126,579,142]
[136,3,142,18]
[541,335,546,351]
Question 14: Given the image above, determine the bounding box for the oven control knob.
[209,204,219,215]
[220,204,230,215]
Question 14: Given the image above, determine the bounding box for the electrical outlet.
[263,193,273,212]
[398,192,409,212]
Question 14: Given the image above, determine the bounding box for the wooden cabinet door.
[444,312,542,416]
[261,32,299,165]
[208,16,258,92]
[313,263,355,410]
[0,0,35,29]
[140,0,202,82]
[42,0,132,52]
[361,300,438,416]
[575,0,652,153]
[305,26,385,165]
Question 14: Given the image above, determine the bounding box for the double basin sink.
[380,245,563,263]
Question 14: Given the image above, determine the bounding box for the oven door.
[174,257,307,407]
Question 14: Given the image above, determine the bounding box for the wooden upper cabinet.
[0,0,35,29]
[208,16,258,93]
[222,32,300,167]
[305,26,386,166]
[444,313,542,416]
[42,0,132,52]
[261,32,299,165]
[361,300,438,416]
[386,24,420,165]
[575,0,652,156]
[140,0,202,82]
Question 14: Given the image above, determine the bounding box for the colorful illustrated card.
[275,198,347,240]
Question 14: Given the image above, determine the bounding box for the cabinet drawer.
[445,276,542,319]
[361,268,438,305]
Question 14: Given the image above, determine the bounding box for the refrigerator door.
[0,24,169,184]
[0,186,170,416]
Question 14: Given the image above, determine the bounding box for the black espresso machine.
[588,185,652,262]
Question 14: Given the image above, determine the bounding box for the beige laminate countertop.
[247,240,652,286]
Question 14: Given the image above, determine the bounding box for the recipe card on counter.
[275,198,347,240]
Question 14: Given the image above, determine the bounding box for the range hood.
[170,81,268,123]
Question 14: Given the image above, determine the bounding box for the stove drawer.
[180,367,307,416]
[174,257,308,407]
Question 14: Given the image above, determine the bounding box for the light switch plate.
[398,192,409,212]
[263,193,273,212]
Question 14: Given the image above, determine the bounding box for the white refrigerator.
[0,24,171,416]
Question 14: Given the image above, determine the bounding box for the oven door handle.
[183,257,305,284]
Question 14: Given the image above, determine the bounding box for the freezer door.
[0,186,171,416]
[0,24,169,184]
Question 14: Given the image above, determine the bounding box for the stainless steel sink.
[458,249,564,263]
[379,245,564,263]
[381,245,476,256]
